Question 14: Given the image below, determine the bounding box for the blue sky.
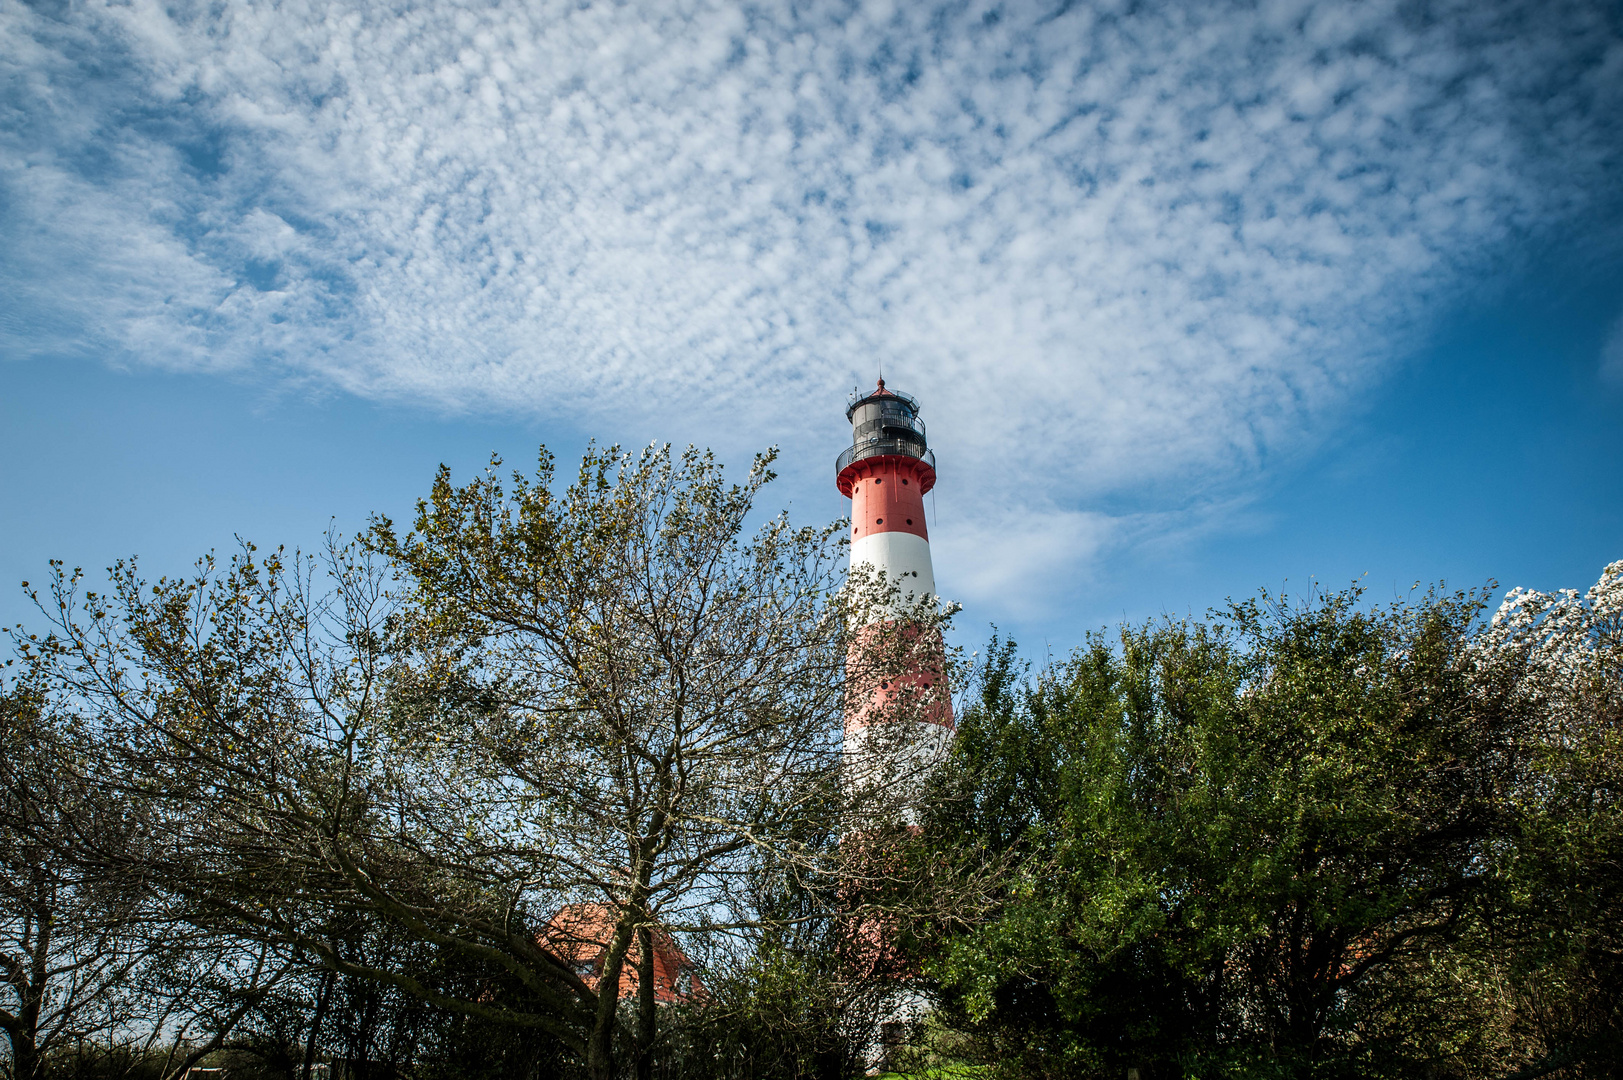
[4,0,1622,656]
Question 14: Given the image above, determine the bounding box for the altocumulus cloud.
[2,0,1621,613]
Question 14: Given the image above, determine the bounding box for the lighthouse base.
[859,985,935,1076]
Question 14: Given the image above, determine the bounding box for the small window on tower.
[876,518,883,524]
[875,477,883,485]
[906,519,913,525]
[902,478,909,486]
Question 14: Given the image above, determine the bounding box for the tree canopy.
[3,440,1617,1080]
[913,573,1622,1080]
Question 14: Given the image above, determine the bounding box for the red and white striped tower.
[836,378,954,807]
[836,379,953,1067]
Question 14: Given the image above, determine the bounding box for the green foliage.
[661,942,851,1080]
[921,585,1551,1079]
[647,867,877,1080]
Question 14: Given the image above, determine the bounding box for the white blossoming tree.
[1475,559,1623,1073]
[1481,558,1623,716]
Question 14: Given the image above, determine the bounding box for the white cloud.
[2,0,1620,616]
[936,506,1120,621]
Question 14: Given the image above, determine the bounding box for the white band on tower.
[850,531,937,608]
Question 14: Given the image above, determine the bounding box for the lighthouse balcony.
[836,440,936,476]
[835,440,938,497]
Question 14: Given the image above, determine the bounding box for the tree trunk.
[9,1034,43,1080]
[634,923,656,1080]
[586,915,637,1080]
[15,900,50,1080]
[302,969,336,1080]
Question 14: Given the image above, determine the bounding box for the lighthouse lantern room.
[837,380,940,608]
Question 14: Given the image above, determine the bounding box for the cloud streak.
[3,0,1620,614]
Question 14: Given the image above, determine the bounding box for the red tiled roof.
[541,904,702,1003]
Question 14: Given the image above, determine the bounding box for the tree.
[1470,561,1623,1078]
[20,443,938,1080]
[656,857,898,1080]
[0,673,149,1080]
[918,584,1539,1079]
[367,443,942,1079]
[0,665,298,1080]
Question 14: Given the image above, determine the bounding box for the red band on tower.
[844,456,933,541]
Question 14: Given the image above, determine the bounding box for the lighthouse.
[836,378,953,1067]
[836,378,954,809]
